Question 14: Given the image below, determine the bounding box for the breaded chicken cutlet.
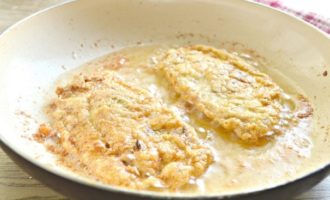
[41,71,213,190]
[158,45,290,144]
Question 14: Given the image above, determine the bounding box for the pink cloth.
[254,0,330,34]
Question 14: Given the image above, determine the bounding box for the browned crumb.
[16,111,32,119]
[296,95,313,119]
[323,70,328,77]
[34,124,53,142]
[103,54,128,70]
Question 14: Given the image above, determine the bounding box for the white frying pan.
[0,0,329,199]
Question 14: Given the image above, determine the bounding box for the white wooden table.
[0,1,329,199]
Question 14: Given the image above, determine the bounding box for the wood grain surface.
[0,1,329,200]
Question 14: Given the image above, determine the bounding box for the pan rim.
[0,0,329,198]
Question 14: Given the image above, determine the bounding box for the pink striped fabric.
[254,0,330,34]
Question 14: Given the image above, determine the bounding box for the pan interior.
[0,0,329,197]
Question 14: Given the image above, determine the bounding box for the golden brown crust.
[159,45,290,144]
[39,71,213,190]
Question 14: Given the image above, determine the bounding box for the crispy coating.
[159,45,287,144]
[45,71,213,190]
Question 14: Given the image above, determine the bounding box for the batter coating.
[41,71,213,190]
[34,45,314,194]
[159,45,290,144]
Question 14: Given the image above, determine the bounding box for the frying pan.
[0,0,329,199]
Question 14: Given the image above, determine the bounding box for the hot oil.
[54,44,314,195]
